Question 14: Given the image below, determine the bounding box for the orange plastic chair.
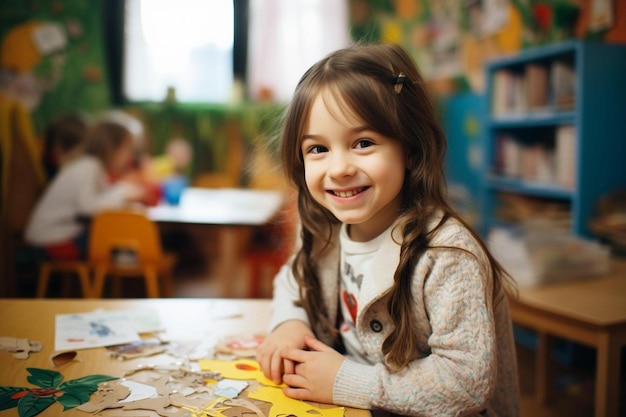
[37,260,92,298]
[89,209,176,298]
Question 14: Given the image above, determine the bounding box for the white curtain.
[247,0,350,102]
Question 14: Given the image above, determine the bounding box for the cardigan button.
[370,319,383,333]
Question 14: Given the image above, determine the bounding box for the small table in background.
[147,188,286,297]
[508,257,626,417]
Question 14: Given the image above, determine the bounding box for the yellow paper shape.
[181,398,230,417]
[199,358,284,387]
[248,385,345,417]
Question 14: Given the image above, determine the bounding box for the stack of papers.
[488,224,610,287]
[55,309,163,351]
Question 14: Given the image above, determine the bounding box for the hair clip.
[393,72,407,94]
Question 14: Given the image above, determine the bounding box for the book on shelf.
[520,144,554,182]
[550,61,576,110]
[554,125,576,189]
[492,70,510,116]
[494,134,555,183]
[498,134,521,177]
[525,63,549,111]
[492,69,526,116]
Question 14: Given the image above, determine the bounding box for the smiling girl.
[255,43,520,416]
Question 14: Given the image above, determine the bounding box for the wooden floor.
[11,259,626,417]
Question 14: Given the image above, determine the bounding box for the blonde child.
[146,137,193,182]
[25,117,147,260]
[256,43,520,416]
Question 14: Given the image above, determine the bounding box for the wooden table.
[0,298,367,417]
[148,188,286,297]
[147,188,285,226]
[508,258,626,417]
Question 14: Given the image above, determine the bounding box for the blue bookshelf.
[441,93,485,228]
[481,41,626,238]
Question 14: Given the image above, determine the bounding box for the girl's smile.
[328,186,368,199]
[301,90,406,242]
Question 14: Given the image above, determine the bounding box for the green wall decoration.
[348,0,605,94]
[0,0,111,134]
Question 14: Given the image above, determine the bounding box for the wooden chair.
[89,209,176,298]
[37,260,92,298]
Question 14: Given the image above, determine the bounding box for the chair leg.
[77,266,92,298]
[37,263,51,298]
[161,261,175,298]
[144,267,160,298]
[92,268,107,298]
[112,276,123,298]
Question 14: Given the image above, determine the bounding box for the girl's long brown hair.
[280,43,512,371]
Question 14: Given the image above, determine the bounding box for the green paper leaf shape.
[58,375,117,410]
[0,387,29,411]
[25,369,63,389]
[56,388,91,410]
[1,369,118,416]
[17,394,56,417]
[58,374,118,391]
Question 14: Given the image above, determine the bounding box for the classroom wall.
[0,0,111,134]
[1,0,624,176]
[350,0,626,95]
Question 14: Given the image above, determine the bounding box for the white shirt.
[339,223,388,364]
[25,155,132,245]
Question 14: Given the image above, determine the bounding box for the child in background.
[256,43,520,416]
[147,137,193,181]
[99,110,163,206]
[41,112,90,179]
[142,137,193,205]
[25,117,147,260]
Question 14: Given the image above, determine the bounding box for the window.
[123,0,234,103]
[117,0,348,104]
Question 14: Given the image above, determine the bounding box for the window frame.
[103,0,248,105]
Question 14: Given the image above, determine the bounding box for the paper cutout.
[32,23,67,55]
[0,368,117,416]
[169,392,215,409]
[215,334,265,358]
[49,350,79,367]
[214,379,248,398]
[0,336,43,359]
[118,380,158,403]
[121,396,186,416]
[177,397,230,417]
[76,381,131,413]
[222,398,267,417]
[124,362,220,382]
[107,338,166,360]
[248,386,345,417]
[165,339,201,358]
[199,359,284,387]
[76,366,216,416]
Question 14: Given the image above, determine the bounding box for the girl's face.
[108,135,136,177]
[301,91,406,242]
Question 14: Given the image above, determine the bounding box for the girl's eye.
[355,139,374,149]
[307,145,328,154]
